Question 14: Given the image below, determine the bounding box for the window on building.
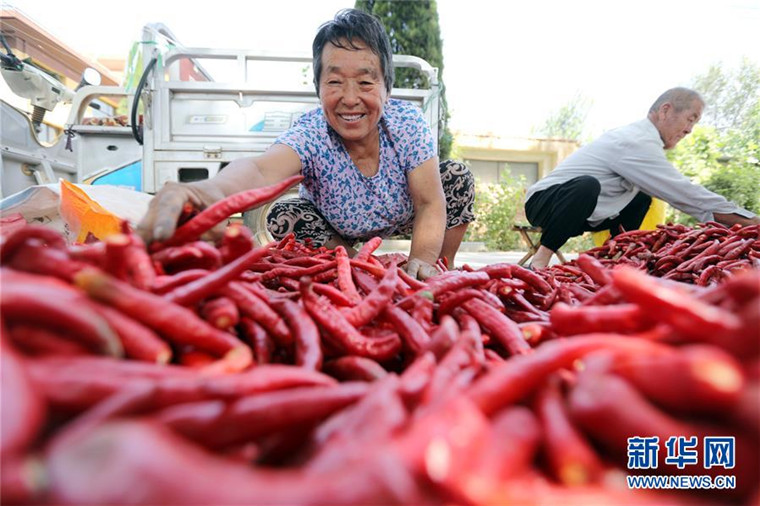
[503,161,539,186]
[464,159,539,186]
[464,159,499,184]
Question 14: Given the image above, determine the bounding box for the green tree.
[533,92,593,142]
[693,58,760,131]
[355,0,452,159]
[666,59,760,224]
[464,174,525,251]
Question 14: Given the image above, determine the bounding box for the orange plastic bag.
[58,180,122,243]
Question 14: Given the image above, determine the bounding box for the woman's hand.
[405,257,440,280]
[137,145,302,244]
[136,181,226,244]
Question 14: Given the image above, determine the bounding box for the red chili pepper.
[1,341,47,457]
[355,237,383,262]
[422,330,481,404]
[92,304,173,363]
[381,305,431,356]
[335,245,362,305]
[695,264,723,286]
[653,254,682,272]
[509,265,553,294]
[684,253,722,273]
[322,356,388,382]
[427,271,490,298]
[1,278,123,357]
[222,282,291,346]
[396,265,426,291]
[567,370,689,459]
[550,302,653,335]
[269,297,322,371]
[612,266,743,346]
[151,241,223,273]
[218,224,254,264]
[300,278,401,361]
[159,382,369,449]
[163,245,271,306]
[598,344,744,416]
[7,241,89,282]
[260,259,337,282]
[118,232,157,290]
[156,175,303,249]
[437,287,504,316]
[307,376,407,475]
[237,317,271,364]
[534,377,604,485]
[312,282,354,306]
[275,232,296,249]
[282,256,330,267]
[66,241,107,266]
[395,271,490,310]
[463,298,530,356]
[398,351,437,407]
[103,233,132,281]
[503,291,548,319]
[410,296,435,333]
[0,224,66,263]
[518,321,556,346]
[724,239,754,260]
[199,296,240,330]
[74,268,249,365]
[348,258,386,278]
[467,334,668,416]
[575,254,612,286]
[1,453,46,504]
[46,420,408,506]
[151,269,209,294]
[343,265,398,327]
[7,324,90,357]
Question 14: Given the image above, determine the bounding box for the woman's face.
[318,40,388,146]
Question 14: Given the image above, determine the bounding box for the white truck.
[1,23,443,240]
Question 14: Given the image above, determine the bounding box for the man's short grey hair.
[649,87,704,114]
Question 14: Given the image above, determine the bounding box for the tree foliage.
[533,92,593,142]
[693,58,760,131]
[355,0,452,159]
[463,173,525,251]
[666,59,760,224]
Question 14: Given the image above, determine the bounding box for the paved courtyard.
[376,240,576,270]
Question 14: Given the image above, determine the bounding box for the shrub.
[464,174,525,251]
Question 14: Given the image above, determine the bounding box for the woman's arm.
[406,157,445,279]
[138,145,302,243]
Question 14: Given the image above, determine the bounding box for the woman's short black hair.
[312,8,394,96]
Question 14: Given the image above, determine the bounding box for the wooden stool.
[512,224,567,266]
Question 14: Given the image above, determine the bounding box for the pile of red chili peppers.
[1,180,759,505]
[576,222,759,285]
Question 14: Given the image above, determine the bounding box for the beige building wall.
[454,131,580,186]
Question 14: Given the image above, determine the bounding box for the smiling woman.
[136,8,476,280]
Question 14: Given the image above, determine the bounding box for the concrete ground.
[376,240,575,269]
